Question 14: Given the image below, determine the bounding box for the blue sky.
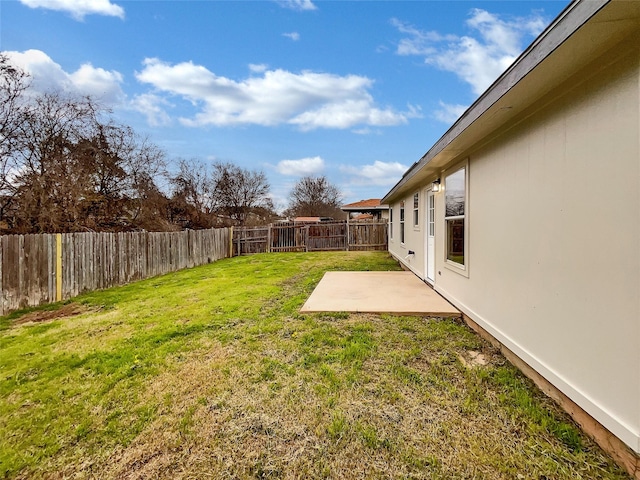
[1,0,566,211]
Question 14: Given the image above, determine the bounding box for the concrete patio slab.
[301,271,460,317]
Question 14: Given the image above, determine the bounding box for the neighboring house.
[293,216,334,223]
[382,0,639,474]
[352,213,374,222]
[341,199,389,221]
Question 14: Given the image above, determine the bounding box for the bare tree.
[211,162,273,226]
[131,172,174,232]
[0,86,168,233]
[72,124,127,228]
[0,55,30,226]
[285,175,343,219]
[9,92,100,232]
[0,55,229,234]
[103,126,167,227]
[168,158,215,229]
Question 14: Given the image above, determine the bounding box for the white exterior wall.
[434,45,640,451]
[388,191,427,279]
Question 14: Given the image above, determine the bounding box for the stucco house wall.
[434,41,639,451]
[385,1,640,462]
[388,192,426,279]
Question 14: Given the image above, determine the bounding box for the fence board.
[234,221,387,255]
[0,227,232,316]
[1,222,384,316]
[307,224,347,251]
[348,222,388,251]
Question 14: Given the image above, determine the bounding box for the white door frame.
[425,187,436,284]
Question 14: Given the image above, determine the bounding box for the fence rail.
[233,221,388,256]
[1,227,232,316]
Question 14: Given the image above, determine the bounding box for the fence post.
[229,226,234,257]
[266,224,271,253]
[345,220,350,252]
[0,237,3,316]
[56,233,63,302]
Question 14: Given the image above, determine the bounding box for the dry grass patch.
[0,252,631,479]
[55,315,630,479]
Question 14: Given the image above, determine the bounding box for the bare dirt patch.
[458,349,490,368]
[12,303,93,326]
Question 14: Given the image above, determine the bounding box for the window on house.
[400,201,405,244]
[445,165,466,267]
[428,191,435,237]
[389,207,393,240]
[413,192,419,228]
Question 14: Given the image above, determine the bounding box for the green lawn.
[0,252,630,479]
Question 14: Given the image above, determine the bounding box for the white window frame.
[444,159,469,277]
[413,192,419,229]
[399,201,405,245]
[389,206,394,241]
[427,187,435,238]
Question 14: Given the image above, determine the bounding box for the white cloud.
[433,101,468,124]
[390,18,456,56]
[130,93,172,126]
[340,160,409,186]
[135,58,417,130]
[283,32,301,41]
[352,128,381,135]
[289,102,420,132]
[249,63,268,73]
[277,156,325,176]
[392,9,548,95]
[268,192,290,215]
[5,49,125,103]
[19,0,124,20]
[69,63,124,99]
[276,0,317,11]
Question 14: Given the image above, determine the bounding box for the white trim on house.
[443,159,469,278]
[424,187,436,285]
[412,192,420,230]
[399,201,405,245]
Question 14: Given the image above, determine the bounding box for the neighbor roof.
[382,0,629,204]
[293,217,333,223]
[341,199,388,211]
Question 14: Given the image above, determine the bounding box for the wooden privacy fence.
[233,221,388,255]
[0,227,232,316]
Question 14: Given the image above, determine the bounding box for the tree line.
[0,55,344,234]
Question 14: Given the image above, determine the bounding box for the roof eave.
[341,205,389,212]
